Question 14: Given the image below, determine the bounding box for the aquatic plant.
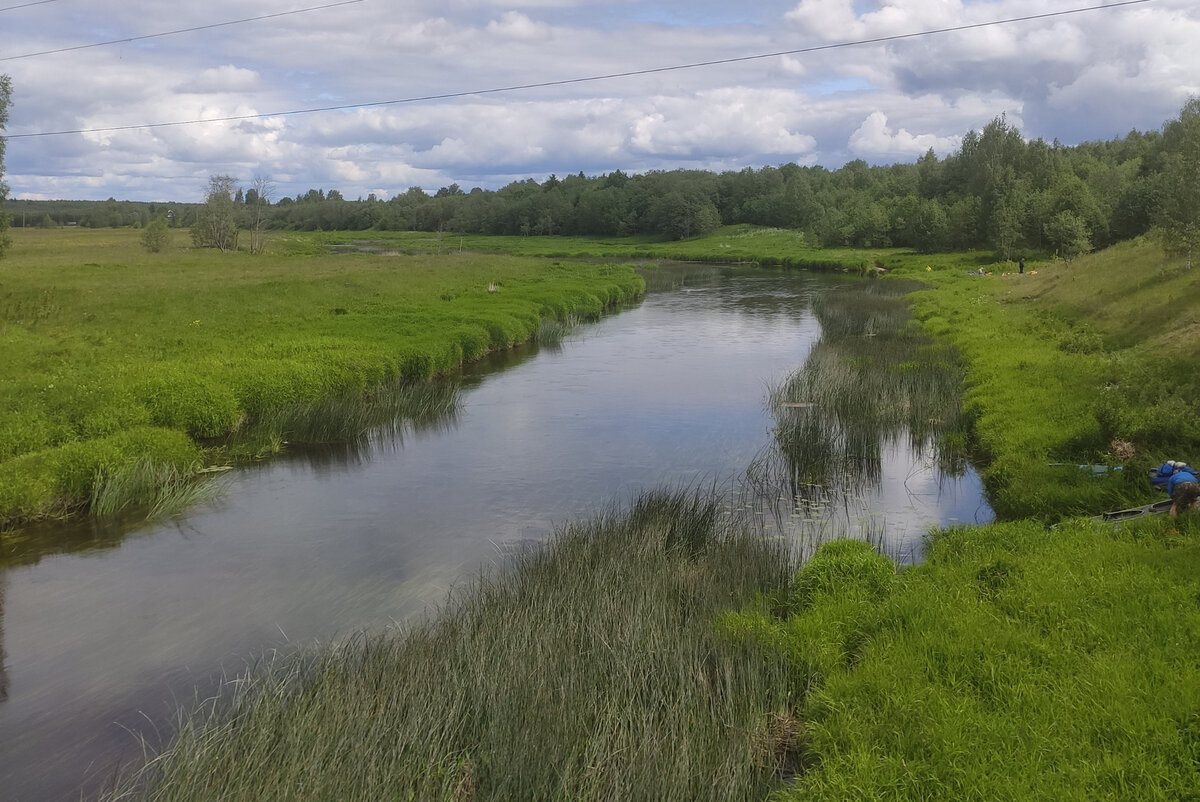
[103,491,796,801]
[90,455,222,520]
[533,313,579,348]
[749,279,967,513]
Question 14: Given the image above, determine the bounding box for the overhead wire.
[0,0,365,62]
[6,0,1153,140]
[0,0,57,12]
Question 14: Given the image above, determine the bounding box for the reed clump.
[533,313,580,348]
[223,378,461,459]
[104,491,796,801]
[755,280,967,496]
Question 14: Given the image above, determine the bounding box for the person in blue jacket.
[1167,465,1200,517]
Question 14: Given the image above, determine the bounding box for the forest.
[6,100,1199,262]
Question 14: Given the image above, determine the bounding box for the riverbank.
[23,228,1200,799]
[739,238,1200,798]
[886,238,1200,520]
[0,229,644,530]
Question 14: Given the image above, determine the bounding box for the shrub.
[140,216,170,252]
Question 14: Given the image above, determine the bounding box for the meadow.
[10,224,1200,799]
[314,224,880,272]
[0,228,644,528]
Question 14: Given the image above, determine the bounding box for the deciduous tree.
[247,175,274,255]
[0,75,12,258]
[1156,99,1200,270]
[1043,210,1092,266]
[191,175,239,252]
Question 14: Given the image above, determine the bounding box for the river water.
[0,267,992,800]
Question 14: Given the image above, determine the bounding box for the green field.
[8,225,1200,799]
[313,224,886,271]
[0,228,644,528]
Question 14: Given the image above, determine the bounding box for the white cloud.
[2,0,1198,199]
[486,11,553,40]
[181,66,265,95]
[848,110,960,159]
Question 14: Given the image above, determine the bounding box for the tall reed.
[753,280,966,495]
[105,491,797,802]
[223,379,461,459]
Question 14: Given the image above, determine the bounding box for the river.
[0,266,992,800]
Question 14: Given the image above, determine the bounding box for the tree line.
[6,99,1199,262]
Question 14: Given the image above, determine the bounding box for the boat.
[1092,498,1174,523]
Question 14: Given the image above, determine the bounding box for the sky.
[2,0,1198,202]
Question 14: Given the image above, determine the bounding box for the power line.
[7,0,1152,140]
[0,0,365,62]
[0,0,57,12]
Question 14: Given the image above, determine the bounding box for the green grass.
[719,514,1200,801]
[315,225,893,271]
[0,228,644,527]
[878,239,1200,521]
[74,227,1200,801]
[103,491,797,802]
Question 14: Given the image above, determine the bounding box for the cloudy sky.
[2,0,1198,202]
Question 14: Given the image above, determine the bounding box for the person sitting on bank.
[1167,466,1200,517]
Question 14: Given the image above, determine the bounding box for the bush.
[140,216,170,252]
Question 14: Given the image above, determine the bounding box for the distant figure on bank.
[1018,256,1025,274]
[1167,466,1200,517]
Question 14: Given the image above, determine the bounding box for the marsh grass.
[749,280,967,513]
[634,262,725,292]
[533,313,580,348]
[90,456,223,520]
[104,490,797,802]
[223,379,462,459]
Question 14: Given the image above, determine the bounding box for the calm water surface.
[0,268,992,800]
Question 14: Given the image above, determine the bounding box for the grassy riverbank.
[0,228,643,529]
[724,512,1200,799]
[58,228,1200,799]
[732,237,1200,798]
[316,224,878,271]
[887,239,1200,520]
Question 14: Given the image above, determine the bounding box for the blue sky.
[2,0,1197,201]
